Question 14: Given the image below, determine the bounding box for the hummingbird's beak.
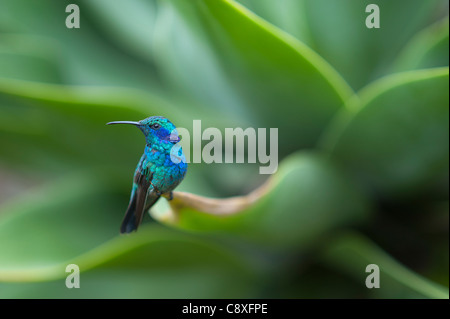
[106,121,141,126]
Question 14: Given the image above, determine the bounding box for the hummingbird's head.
[107,116,181,146]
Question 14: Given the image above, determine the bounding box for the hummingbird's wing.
[120,170,160,234]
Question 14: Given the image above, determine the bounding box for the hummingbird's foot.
[161,191,173,200]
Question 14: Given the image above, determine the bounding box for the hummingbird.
[107,116,187,234]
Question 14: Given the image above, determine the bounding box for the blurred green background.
[0,0,448,298]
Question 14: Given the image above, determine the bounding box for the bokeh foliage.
[0,0,448,298]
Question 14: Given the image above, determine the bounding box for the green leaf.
[0,35,62,83]
[0,227,256,298]
[394,18,449,72]
[0,79,155,171]
[321,67,449,199]
[152,152,371,251]
[80,0,158,65]
[321,232,449,299]
[231,0,312,47]
[151,0,352,152]
[0,173,121,273]
[0,0,159,90]
[0,174,255,298]
[236,0,447,90]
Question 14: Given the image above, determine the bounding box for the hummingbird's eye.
[150,123,161,130]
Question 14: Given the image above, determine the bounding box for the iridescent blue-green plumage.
[107,116,187,233]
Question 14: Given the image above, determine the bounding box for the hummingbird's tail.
[120,185,160,234]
